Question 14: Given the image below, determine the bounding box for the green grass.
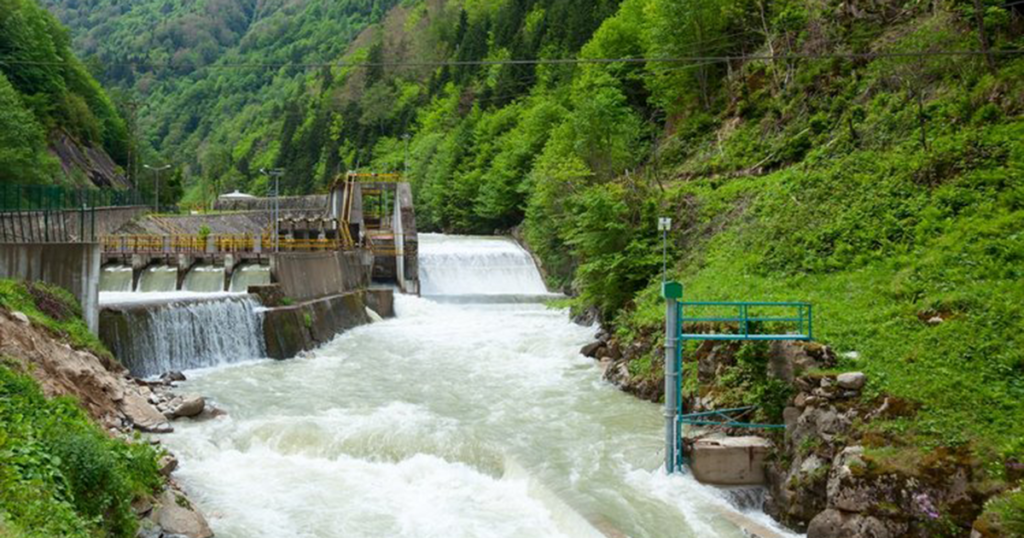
[0,280,112,361]
[0,363,161,538]
[621,115,1024,465]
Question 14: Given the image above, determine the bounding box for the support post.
[662,280,683,473]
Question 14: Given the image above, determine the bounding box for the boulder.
[837,372,867,391]
[170,395,205,419]
[580,341,605,358]
[161,371,187,384]
[159,453,179,477]
[11,311,30,325]
[155,489,213,538]
[769,341,836,384]
[808,508,907,538]
[123,393,173,434]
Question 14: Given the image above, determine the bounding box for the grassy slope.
[0,280,161,538]
[610,22,1024,525]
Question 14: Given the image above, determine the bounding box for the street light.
[260,168,285,252]
[144,164,172,212]
[658,217,672,284]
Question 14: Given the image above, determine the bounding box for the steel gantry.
[661,281,814,472]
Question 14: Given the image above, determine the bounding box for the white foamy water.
[160,235,800,538]
[103,295,266,378]
[100,265,134,292]
[418,234,552,297]
[183,265,226,293]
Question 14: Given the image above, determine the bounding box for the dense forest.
[35,0,1024,532]
[0,0,135,186]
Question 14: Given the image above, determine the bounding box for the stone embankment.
[579,327,1000,537]
[0,310,214,538]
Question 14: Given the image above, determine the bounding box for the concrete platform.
[689,436,771,486]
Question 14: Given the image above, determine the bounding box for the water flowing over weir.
[159,235,798,538]
[418,233,551,298]
[100,265,133,292]
[182,265,226,293]
[101,295,265,378]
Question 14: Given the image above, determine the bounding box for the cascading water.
[137,265,179,293]
[229,264,271,292]
[160,235,798,538]
[418,234,551,298]
[182,265,226,293]
[103,296,265,378]
[100,265,134,292]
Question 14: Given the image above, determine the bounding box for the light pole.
[144,164,171,212]
[658,217,672,284]
[402,133,411,176]
[260,168,285,252]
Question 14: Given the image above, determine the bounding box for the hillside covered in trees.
[42,0,1024,533]
[0,0,134,187]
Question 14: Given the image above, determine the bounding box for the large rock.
[769,341,836,384]
[155,489,213,538]
[836,372,867,391]
[808,508,907,538]
[123,393,173,433]
[170,395,205,419]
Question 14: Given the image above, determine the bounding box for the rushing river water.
[161,235,798,538]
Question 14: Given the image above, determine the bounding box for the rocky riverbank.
[579,327,1011,537]
[0,308,215,538]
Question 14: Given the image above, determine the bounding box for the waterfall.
[418,234,550,298]
[100,265,133,292]
[182,265,226,293]
[137,265,178,292]
[229,264,271,292]
[102,296,266,378]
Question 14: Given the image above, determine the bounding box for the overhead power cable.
[1,48,1023,71]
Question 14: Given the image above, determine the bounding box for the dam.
[156,235,797,538]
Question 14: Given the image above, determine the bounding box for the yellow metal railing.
[103,234,351,254]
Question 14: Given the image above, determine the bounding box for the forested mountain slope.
[42,0,1024,532]
[42,0,399,201]
[0,0,131,187]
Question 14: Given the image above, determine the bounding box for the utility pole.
[402,133,411,176]
[260,168,285,252]
[144,164,171,212]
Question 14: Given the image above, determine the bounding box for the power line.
[2,48,1023,72]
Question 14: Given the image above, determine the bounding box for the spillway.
[229,264,271,292]
[158,235,796,538]
[137,265,178,293]
[182,265,226,293]
[418,233,551,298]
[101,296,265,378]
[100,265,134,292]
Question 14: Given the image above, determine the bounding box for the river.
[161,235,798,538]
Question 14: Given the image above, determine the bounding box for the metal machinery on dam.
[99,172,419,296]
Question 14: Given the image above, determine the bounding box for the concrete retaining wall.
[0,243,101,333]
[0,206,147,242]
[262,288,395,359]
[270,250,373,302]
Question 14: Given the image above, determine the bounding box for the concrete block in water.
[690,436,771,486]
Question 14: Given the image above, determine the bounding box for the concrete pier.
[689,436,771,486]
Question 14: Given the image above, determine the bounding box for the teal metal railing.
[661,284,814,471]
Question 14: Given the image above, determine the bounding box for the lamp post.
[144,164,172,212]
[260,168,285,252]
[402,133,411,176]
